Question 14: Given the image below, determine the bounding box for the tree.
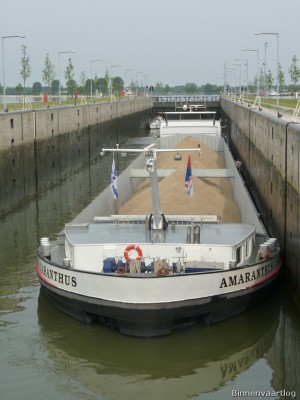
[184,82,198,94]
[96,77,106,95]
[20,45,31,94]
[85,79,92,95]
[278,63,285,93]
[153,82,163,94]
[68,79,77,96]
[173,85,186,94]
[265,70,274,92]
[64,58,75,96]
[42,53,55,94]
[259,68,265,93]
[201,83,214,94]
[15,83,23,95]
[200,83,222,94]
[288,55,300,92]
[103,69,110,95]
[92,74,99,96]
[51,79,59,95]
[78,70,87,95]
[112,76,124,94]
[128,79,135,91]
[32,82,42,95]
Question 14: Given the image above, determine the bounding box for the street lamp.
[225,69,233,94]
[124,69,133,90]
[1,35,26,111]
[242,49,260,96]
[90,59,104,100]
[223,61,228,95]
[262,42,270,97]
[110,64,121,101]
[135,71,142,97]
[144,74,150,95]
[254,32,279,108]
[227,68,236,94]
[231,64,242,96]
[223,62,236,96]
[234,58,248,99]
[58,51,76,105]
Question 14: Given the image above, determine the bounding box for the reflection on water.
[36,290,281,400]
[0,127,300,400]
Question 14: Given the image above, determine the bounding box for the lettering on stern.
[39,263,77,287]
[219,263,275,289]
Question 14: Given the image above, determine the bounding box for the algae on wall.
[0,100,153,217]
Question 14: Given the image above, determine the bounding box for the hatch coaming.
[64,221,256,272]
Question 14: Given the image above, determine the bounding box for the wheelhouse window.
[236,246,242,264]
[245,239,252,258]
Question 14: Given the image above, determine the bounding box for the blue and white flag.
[111,158,119,199]
[185,154,193,197]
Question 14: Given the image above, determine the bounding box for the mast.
[101,144,201,231]
[145,148,164,230]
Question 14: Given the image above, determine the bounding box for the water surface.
[1,132,299,400]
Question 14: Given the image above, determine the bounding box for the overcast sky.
[1,0,299,88]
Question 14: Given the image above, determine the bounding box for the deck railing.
[153,95,220,103]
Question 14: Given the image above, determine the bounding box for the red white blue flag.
[185,154,193,197]
[111,158,119,199]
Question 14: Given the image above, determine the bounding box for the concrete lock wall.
[0,99,153,216]
[221,98,300,309]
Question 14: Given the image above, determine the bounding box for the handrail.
[292,100,300,122]
[253,96,261,108]
[153,95,220,103]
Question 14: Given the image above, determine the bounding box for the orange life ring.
[124,244,143,261]
[157,266,169,276]
[116,265,127,274]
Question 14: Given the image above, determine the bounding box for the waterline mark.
[232,389,296,398]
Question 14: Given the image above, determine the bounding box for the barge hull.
[39,271,280,337]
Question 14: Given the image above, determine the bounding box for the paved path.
[248,102,300,124]
[260,107,300,124]
[226,95,300,124]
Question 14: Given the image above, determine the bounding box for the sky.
[1,0,299,88]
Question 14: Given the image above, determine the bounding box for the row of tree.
[225,55,300,95]
[1,48,131,97]
[1,47,300,96]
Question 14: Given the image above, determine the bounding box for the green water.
[1,134,299,400]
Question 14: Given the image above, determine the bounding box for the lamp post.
[1,35,26,111]
[242,49,260,96]
[231,64,242,97]
[144,74,150,96]
[227,68,236,94]
[110,64,121,101]
[59,51,76,105]
[234,58,248,99]
[263,42,270,97]
[135,71,142,97]
[223,61,227,95]
[225,69,233,94]
[224,62,234,96]
[255,32,279,107]
[90,59,104,100]
[124,69,133,90]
